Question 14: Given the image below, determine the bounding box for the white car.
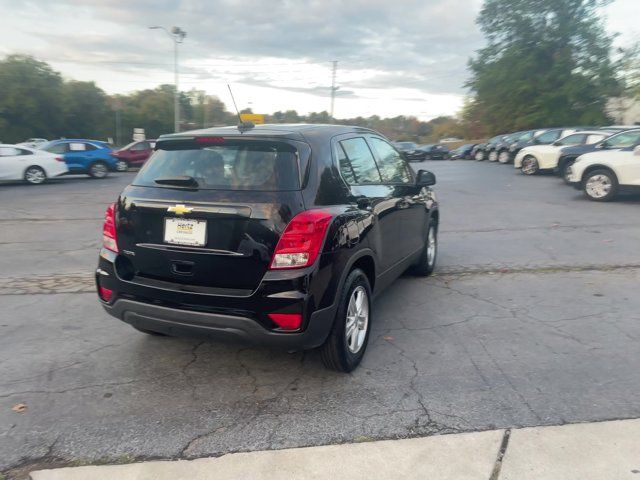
[515,131,611,175]
[17,138,49,149]
[0,144,68,184]
[567,145,640,201]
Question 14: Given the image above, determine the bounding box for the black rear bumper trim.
[103,298,334,349]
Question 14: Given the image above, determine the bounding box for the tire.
[583,169,619,202]
[560,160,575,185]
[133,326,168,336]
[320,269,372,373]
[498,151,511,164]
[24,166,47,185]
[115,160,128,172]
[475,151,485,161]
[89,161,109,178]
[521,155,539,175]
[488,150,498,162]
[412,222,438,276]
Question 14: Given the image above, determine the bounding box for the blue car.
[40,139,126,178]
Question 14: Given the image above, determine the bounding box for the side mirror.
[552,140,561,146]
[416,169,436,187]
[633,145,640,156]
[596,142,605,150]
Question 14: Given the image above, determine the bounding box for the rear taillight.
[270,210,332,269]
[102,203,118,253]
[55,156,65,162]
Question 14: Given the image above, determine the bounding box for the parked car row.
[392,142,451,161]
[471,126,640,201]
[0,138,155,185]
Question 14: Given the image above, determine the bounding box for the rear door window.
[557,134,586,146]
[134,140,301,191]
[338,137,382,185]
[368,137,411,184]
[46,143,68,154]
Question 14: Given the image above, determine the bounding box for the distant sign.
[240,114,265,125]
[133,128,145,141]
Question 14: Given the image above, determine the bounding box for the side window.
[586,134,606,144]
[69,143,87,152]
[339,137,381,185]
[536,130,561,144]
[606,132,640,148]
[18,148,34,156]
[336,144,357,185]
[557,134,585,146]
[369,137,412,184]
[0,147,20,157]
[47,143,68,154]
[130,142,146,151]
[84,143,98,151]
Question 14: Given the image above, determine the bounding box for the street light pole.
[149,26,186,133]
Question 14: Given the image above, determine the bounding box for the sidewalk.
[30,419,640,480]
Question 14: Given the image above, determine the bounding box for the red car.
[111,140,156,170]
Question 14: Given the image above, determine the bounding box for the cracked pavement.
[1,164,640,475]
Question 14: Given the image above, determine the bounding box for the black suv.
[416,144,450,160]
[96,124,439,372]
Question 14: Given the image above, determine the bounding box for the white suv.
[567,145,640,201]
[515,131,610,175]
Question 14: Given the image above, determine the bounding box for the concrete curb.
[29,419,640,480]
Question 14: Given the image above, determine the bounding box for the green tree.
[62,81,111,139]
[467,0,620,134]
[0,55,65,143]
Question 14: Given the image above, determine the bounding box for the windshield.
[133,141,301,191]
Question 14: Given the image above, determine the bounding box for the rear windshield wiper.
[154,176,199,188]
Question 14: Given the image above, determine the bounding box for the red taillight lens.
[195,136,225,144]
[102,203,118,253]
[98,286,113,302]
[55,156,65,162]
[268,313,302,330]
[270,210,332,269]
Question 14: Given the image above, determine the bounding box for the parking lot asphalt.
[1,163,640,474]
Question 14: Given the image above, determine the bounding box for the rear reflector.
[195,136,225,144]
[268,313,302,330]
[270,210,332,269]
[102,203,118,253]
[98,286,113,302]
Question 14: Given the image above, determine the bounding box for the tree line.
[0,55,461,145]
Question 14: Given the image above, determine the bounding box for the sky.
[0,0,638,120]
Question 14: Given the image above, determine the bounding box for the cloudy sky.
[0,0,638,120]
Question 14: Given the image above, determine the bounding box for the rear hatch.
[115,135,310,293]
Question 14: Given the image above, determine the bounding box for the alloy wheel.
[345,286,369,354]
[585,174,612,199]
[25,167,46,184]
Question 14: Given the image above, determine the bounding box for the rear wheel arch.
[351,255,376,293]
[582,165,618,184]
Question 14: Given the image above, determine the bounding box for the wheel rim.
[475,152,483,161]
[522,157,537,174]
[26,168,45,184]
[585,174,612,199]
[427,226,436,266]
[116,160,128,172]
[489,151,497,162]
[499,152,509,163]
[91,163,107,178]
[345,286,369,354]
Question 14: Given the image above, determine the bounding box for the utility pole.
[149,26,187,133]
[330,60,338,122]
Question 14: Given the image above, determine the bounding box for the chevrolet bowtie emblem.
[167,204,193,215]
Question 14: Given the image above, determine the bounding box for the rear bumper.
[96,250,337,349]
[102,298,334,349]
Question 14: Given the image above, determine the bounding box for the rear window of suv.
[133,140,302,191]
